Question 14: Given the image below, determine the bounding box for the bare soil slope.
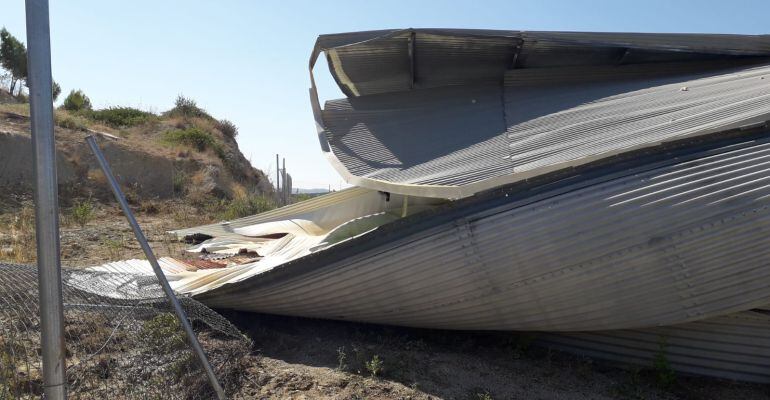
[0,103,271,208]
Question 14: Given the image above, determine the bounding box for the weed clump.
[473,391,493,400]
[55,115,87,131]
[218,194,275,220]
[365,354,383,377]
[164,127,222,153]
[139,313,186,354]
[87,107,156,127]
[336,346,348,371]
[653,336,676,389]
[70,199,94,227]
[166,95,212,119]
[172,170,188,195]
[218,119,238,138]
[8,202,35,263]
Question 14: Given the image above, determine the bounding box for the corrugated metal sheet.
[311,29,770,199]
[320,62,770,198]
[171,186,445,240]
[316,30,770,97]
[193,134,770,332]
[538,311,770,383]
[171,187,385,239]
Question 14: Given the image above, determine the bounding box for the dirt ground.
[223,312,770,400]
[1,201,770,399]
[0,198,206,267]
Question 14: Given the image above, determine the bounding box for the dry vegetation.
[0,196,273,266]
[0,96,271,204]
[0,92,277,267]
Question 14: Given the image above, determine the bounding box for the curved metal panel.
[319,60,770,198]
[196,136,770,332]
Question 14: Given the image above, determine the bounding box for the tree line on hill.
[1,26,60,101]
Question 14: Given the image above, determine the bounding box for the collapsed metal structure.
[79,29,770,382]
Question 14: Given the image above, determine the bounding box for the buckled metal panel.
[195,136,770,332]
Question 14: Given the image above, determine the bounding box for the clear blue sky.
[4,0,769,189]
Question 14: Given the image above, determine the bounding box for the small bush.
[139,313,186,354]
[653,336,676,390]
[474,391,493,400]
[172,170,188,195]
[167,95,211,119]
[219,194,275,220]
[218,119,238,138]
[163,127,220,152]
[62,89,92,111]
[70,199,94,227]
[102,237,124,260]
[87,107,155,127]
[336,347,348,371]
[55,115,87,131]
[365,354,383,377]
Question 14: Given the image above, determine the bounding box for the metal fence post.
[25,0,67,398]
[85,136,226,400]
[275,154,280,203]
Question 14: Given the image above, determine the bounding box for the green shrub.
[653,336,676,390]
[474,391,493,400]
[219,194,275,220]
[62,89,92,111]
[172,169,188,195]
[55,115,87,131]
[365,354,383,377]
[218,119,238,138]
[70,199,94,227]
[163,127,220,152]
[86,107,155,127]
[140,313,186,353]
[166,94,212,119]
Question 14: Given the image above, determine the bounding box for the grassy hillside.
[0,92,277,265]
[0,93,273,207]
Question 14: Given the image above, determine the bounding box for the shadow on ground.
[219,310,770,400]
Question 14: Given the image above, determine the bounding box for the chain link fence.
[0,262,251,399]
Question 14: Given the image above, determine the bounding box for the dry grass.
[6,202,36,263]
[0,104,118,136]
[0,103,30,117]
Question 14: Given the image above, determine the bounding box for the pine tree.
[0,27,28,95]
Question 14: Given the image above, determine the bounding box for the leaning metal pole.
[85,136,226,400]
[25,0,67,398]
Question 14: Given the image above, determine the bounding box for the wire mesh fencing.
[0,262,251,399]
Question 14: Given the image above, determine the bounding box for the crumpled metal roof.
[171,187,385,239]
[192,131,770,331]
[310,29,770,198]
